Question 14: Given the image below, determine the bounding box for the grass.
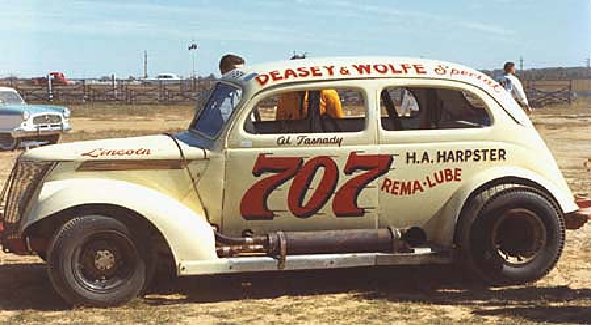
[0,101,590,324]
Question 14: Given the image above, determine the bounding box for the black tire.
[456,185,565,285]
[47,215,148,307]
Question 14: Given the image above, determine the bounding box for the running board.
[178,248,451,276]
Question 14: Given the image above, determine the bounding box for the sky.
[0,0,590,78]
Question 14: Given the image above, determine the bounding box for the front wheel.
[456,186,565,285]
[47,215,147,307]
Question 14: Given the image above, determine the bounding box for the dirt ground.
[0,102,590,324]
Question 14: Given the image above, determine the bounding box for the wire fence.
[0,78,589,107]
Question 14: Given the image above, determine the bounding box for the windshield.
[0,91,24,104]
[189,82,242,138]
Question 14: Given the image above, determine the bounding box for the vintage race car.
[0,57,589,307]
[0,87,71,150]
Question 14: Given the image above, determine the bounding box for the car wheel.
[47,215,148,307]
[456,185,565,285]
[0,133,18,151]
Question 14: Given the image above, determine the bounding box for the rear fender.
[427,166,578,245]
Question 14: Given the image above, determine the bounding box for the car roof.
[223,56,498,88]
[220,56,532,126]
[0,86,17,92]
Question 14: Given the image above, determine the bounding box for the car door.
[376,79,502,232]
[221,82,384,236]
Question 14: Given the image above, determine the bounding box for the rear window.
[380,86,491,131]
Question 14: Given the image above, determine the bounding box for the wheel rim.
[491,208,547,266]
[72,231,138,293]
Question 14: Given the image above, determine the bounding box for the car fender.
[426,165,578,246]
[23,178,217,263]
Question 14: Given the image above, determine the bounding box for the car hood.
[21,134,208,162]
[0,104,68,115]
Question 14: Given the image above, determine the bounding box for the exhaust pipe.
[214,227,422,258]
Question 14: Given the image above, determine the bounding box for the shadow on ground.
[0,263,590,324]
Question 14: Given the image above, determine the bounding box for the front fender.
[24,178,217,263]
[428,166,578,245]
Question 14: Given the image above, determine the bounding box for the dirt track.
[0,103,590,324]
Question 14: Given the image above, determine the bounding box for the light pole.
[188,43,198,79]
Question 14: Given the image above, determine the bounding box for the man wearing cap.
[497,61,532,112]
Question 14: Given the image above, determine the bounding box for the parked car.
[142,73,183,85]
[0,57,589,307]
[0,87,71,150]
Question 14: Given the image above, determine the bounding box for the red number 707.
[240,152,393,219]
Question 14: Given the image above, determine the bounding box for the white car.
[142,73,183,84]
[0,87,71,150]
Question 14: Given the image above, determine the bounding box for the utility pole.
[586,58,590,68]
[519,56,524,71]
[143,50,148,79]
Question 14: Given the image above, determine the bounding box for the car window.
[380,86,491,131]
[244,88,366,134]
[189,82,242,138]
[0,91,24,104]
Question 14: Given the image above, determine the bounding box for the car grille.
[0,159,56,246]
[33,115,62,125]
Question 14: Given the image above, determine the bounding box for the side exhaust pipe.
[215,227,425,258]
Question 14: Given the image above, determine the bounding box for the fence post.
[47,74,53,102]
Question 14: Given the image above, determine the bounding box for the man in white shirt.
[497,61,532,112]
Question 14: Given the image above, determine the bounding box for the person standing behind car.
[219,54,246,75]
[497,61,532,112]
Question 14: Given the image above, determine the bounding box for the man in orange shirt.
[275,55,344,121]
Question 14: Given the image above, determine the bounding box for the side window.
[380,86,491,131]
[244,88,366,134]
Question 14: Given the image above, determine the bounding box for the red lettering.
[413,64,427,74]
[391,181,400,195]
[270,70,282,81]
[332,152,393,217]
[288,156,338,218]
[324,66,335,76]
[240,154,302,220]
[400,64,411,74]
[297,67,310,77]
[400,181,412,195]
[388,64,403,74]
[255,74,269,86]
[454,168,462,182]
[284,68,298,79]
[310,66,322,77]
[444,168,454,182]
[373,64,388,74]
[352,64,372,74]
[381,178,392,192]
[413,181,423,193]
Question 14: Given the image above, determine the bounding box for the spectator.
[497,61,532,112]
[275,54,344,120]
[219,54,245,75]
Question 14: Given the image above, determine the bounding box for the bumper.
[564,198,591,229]
[11,124,71,138]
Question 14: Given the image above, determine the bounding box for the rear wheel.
[0,133,18,151]
[456,185,565,285]
[47,215,148,307]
